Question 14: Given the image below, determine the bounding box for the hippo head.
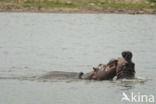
[122,51,133,62]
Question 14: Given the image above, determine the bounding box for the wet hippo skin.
[38,60,118,81]
[80,59,118,80]
[91,59,117,80]
[38,51,135,81]
[38,71,82,79]
[116,51,135,79]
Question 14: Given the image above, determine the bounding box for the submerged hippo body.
[38,71,83,80]
[38,70,116,80]
[38,71,96,80]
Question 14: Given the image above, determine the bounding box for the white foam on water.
[121,76,147,83]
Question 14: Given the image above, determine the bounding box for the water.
[0,13,156,104]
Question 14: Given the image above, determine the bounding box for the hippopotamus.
[76,59,117,80]
[38,51,135,81]
[80,51,135,80]
[38,60,117,80]
[116,51,135,79]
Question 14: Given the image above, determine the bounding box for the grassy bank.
[0,0,156,13]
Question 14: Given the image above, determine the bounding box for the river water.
[0,13,156,104]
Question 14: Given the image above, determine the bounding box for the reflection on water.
[0,13,156,104]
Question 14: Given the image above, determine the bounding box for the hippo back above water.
[38,71,82,80]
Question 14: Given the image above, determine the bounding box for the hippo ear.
[93,67,98,72]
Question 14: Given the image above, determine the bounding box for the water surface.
[0,13,156,104]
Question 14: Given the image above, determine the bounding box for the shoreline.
[0,7,156,14]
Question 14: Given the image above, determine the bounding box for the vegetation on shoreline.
[0,0,156,13]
